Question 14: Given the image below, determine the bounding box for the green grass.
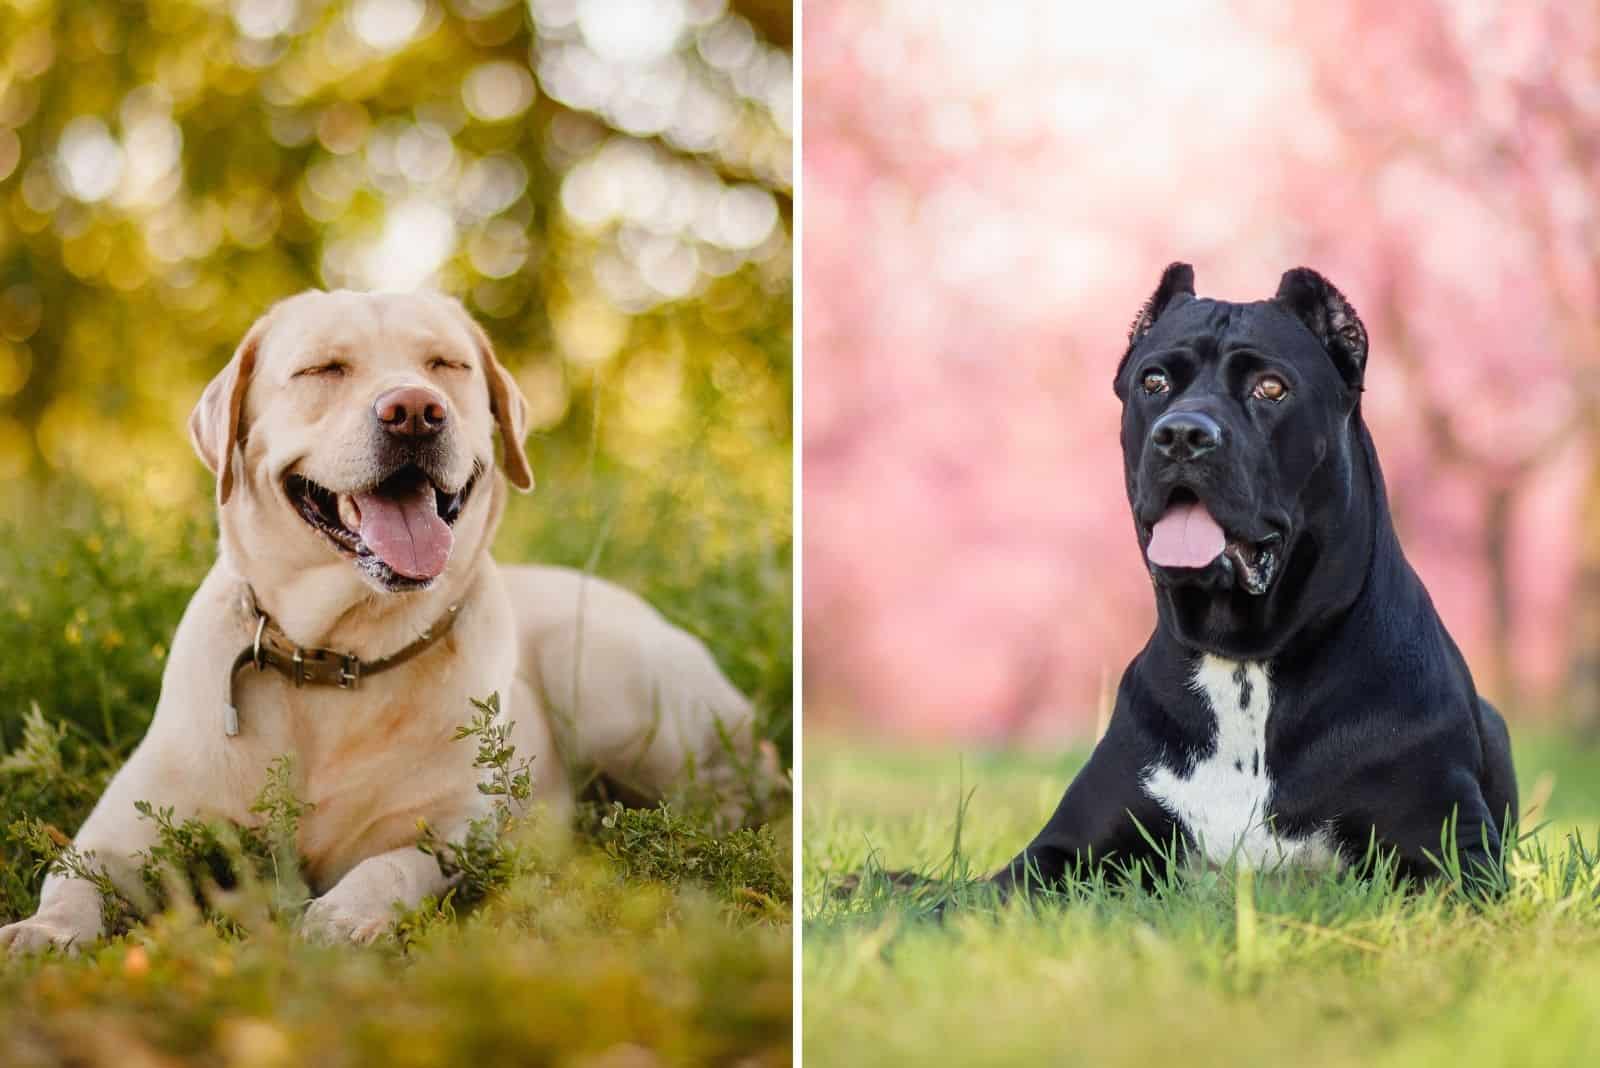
[0,457,792,1067]
[803,731,1600,1067]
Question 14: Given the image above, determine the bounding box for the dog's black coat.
[993,264,1517,896]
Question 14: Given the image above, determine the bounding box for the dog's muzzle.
[1143,491,1283,596]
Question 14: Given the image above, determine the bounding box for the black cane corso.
[991,263,1517,898]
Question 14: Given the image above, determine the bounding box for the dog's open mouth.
[285,466,476,589]
[1145,489,1282,596]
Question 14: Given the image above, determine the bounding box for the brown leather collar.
[224,587,461,737]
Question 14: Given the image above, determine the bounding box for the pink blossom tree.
[804,0,1599,739]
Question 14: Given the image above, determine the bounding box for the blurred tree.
[0,0,792,530]
[804,0,1596,741]
[1284,0,1600,732]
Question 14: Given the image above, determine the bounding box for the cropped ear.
[1274,267,1368,390]
[1116,262,1196,396]
[461,312,534,493]
[189,313,269,505]
[1128,262,1196,346]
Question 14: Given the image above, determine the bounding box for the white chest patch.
[1141,655,1339,870]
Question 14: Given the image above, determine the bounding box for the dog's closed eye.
[294,361,347,378]
[426,356,471,373]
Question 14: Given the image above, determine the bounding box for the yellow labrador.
[0,291,771,951]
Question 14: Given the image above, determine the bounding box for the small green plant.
[0,703,116,920]
[130,754,313,932]
[589,801,791,920]
[247,754,315,913]
[7,816,139,937]
[416,693,539,912]
[462,692,538,810]
[5,754,317,941]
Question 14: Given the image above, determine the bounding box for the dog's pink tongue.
[1147,501,1226,569]
[355,481,452,580]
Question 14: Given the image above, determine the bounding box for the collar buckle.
[227,586,460,738]
[339,654,361,690]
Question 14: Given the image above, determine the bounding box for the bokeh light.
[0,0,791,549]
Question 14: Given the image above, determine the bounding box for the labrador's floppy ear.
[189,312,270,505]
[1273,267,1368,391]
[460,310,534,493]
[1116,262,1196,396]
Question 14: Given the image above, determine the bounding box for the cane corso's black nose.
[374,385,448,439]
[1150,411,1221,461]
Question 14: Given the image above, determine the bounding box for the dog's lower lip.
[1222,532,1283,596]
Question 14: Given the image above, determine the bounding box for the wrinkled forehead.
[1141,298,1327,368]
[257,291,477,369]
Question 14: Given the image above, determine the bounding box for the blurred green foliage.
[0,0,792,526]
[1,822,791,1065]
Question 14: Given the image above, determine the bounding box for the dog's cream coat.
[0,291,769,951]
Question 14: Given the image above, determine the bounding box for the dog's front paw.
[0,913,101,956]
[300,893,397,946]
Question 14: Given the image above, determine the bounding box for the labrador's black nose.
[1150,411,1221,461]
[374,386,448,439]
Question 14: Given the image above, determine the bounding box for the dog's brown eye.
[1142,370,1170,395]
[1252,375,1288,402]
